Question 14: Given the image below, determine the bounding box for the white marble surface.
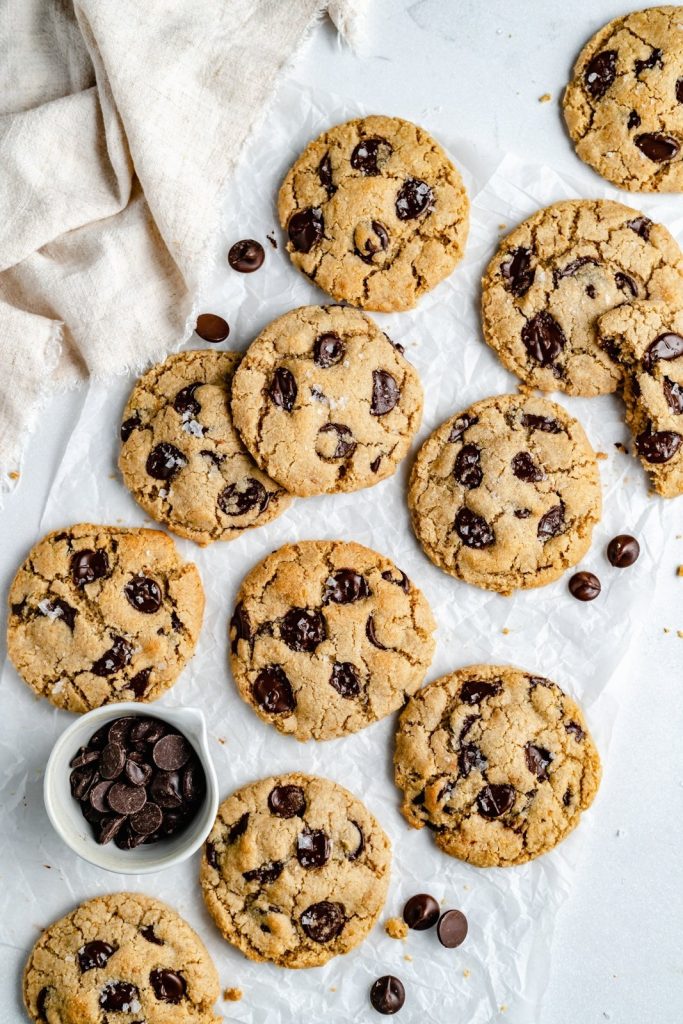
[1,1,682,1021]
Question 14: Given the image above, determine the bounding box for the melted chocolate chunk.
[99,981,139,1012]
[150,968,186,1004]
[228,812,250,843]
[330,661,361,698]
[146,442,186,481]
[381,568,410,592]
[230,602,251,653]
[318,152,335,196]
[370,975,405,1015]
[317,422,356,459]
[78,940,115,973]
[92,636,132,676]
[370,455,382,473]
[635,133,680,162]
[124,575,162,614]
[511,451,543,482]
[40,598,77,631]
[553,255,598,285]
[524,743,553,779]
[323,569,370,604]
[395,178,433,219]
[300,900,345,943]
[71,548,110,587]
[460,679,500,704]
[537,503,565,541]
[522,311,566,366]
[459,743,487,776]
[627,110,641,131]
[140,924,164,945]
[195,313,229,343]
[607,534,640,568]
[252,665,296,713]
[173,382,201,417]
[568,571,601,601]
[205,840,218,868]
[615,271,638,298]
[228,239,265,273]
[476,783,516,819]
[348,820,364,860]
[520,412,562,434]
[453,443,483,489]
[500,246,535,297]
[584,49,617,99]
[634,48,662,76]
[351,136,392,175]
[403,893,440,931]
[663,376,683,414]
[288,207,324,252]
[371,369,400,415]
[678,79,683,104]
[365,614,387,650]
[121,412,141,442]
[454,507,495,549]
[281,607,326,652]
[566,721,585,741]
[218,477,269,517]
[297,828,331,868]
[635,428,682,463]
[643,332,683,371]
[243,860,284,884]
[626,216,652,240]
[514,508,531,519]
[449,413,478,442]
[269,367,297,410]
[268,784,306,818]
[355,219,390,263]
[314,332,345,367]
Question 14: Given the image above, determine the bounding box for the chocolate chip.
[354,219,390,263]
[453,443,483,488]
[525,743,553,779]
[643,332,683,371]
[566,721,585,741]
[607,535,640,568]
[153,733,192,770]
[243,860,284,884]
[140,923,164,944]
[297,828,331,868]
[89,780,113,813]
[448,413,478,442]
[173,382,201,417]
[664,376,683,414]
[460,680,500,703]
[627,110,641,131]
[347,820,364,860]
[634,47,662,76]
[477,783,515,819]
[37,988,50,1019]
[228,812,250,842]
[268,784,306,818]
[195,313,229,342]
[218,477,270,517]
[330,661,361,698]
[365,614,387,650]
[121,412,141,442]
[269,366,297,410]
[436,909,468,948]
[459,743,487,776]
[182,762,204,806]
[318,152,335,196]
[371,369,400,415]
[98,815,127,844]
[91,636,132,677]
[521,412,562,434]
[323,569,370,604]
[228,239,264,273]
[71,748,100,769]
[70,767,97,801]
[381,568,410,592]
[130,802,163,835]
[288,207,324,252]
[511,451,543,482]
[459,714,479,740]
[396,178,433,219]
[635,133,680,163]
[99,981,140,1012]
[100,742,126,779]
[314,332,345,367]
[39,598,76,631]
[78,940,115,973]
[253,665,296,713]
[370,455,382,473]
[586,283,597,299]
[402,893,439,931]
[205,840,219,868]
[553,256,598,285]
[522,311,566,366]
[500,246,535,297]
[563,788,572,806]
[351,136,392,175]
[150,968,186,1004]
[537,503,565,541]
[146,442,187,481]
[281,607,326,652]
[568,571,601,601]
[636,428,682,463]
[300,901,345,943]
[71,548,109,587]
[370,975,405,1015]
[149,770,183,809]
[514,508,531,519]
[316,422,356,459]
[615,271,638,298]
[108,782,147,815]
[124,575,162,614]
[678,79,683,103]
[584,49,617,99]
[230,602,251,653]
[128,668,152,698]
[454,506,495,549]
[626,216,652,240]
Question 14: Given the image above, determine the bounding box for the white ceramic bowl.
[44,702,218,875]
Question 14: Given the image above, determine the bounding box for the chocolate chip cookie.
[229,540,436,740]
[7,525,203,713]
[563,7,683,191]
[119,351,291,545]
[598,299,683,496]
[230,306,423,497]
[481,199,683,395]
[408,394,602,595]
[278,116,469,311]
[394,665,601,868]
[200,773,391,968]
[23,892,220,1023]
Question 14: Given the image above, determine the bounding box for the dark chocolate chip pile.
[69,715,206,849]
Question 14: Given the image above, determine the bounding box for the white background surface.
[1,1,682,1021]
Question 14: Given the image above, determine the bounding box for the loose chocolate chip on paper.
[370,975,405,1015]
[195,313,229,343]
[607,534,640,568]
[403,893,440,931]
[568,571,601,601]
[228,239,265,273]
[437,909,468,948]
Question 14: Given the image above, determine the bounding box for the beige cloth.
[0,0,364,494]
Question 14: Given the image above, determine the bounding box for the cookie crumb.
[385,916,409,940]
[9,470,20,480]
[677,630,683,639]
[501,627,510,635]
[498,223,507,231]
[223,987,243,1002]
[463,968,471,978]
[677,566,683,576]
[330,987,337,992]
[404,954,413,962]
[539,92,552,103]
[267,233,277,249]
[614,442,628,453]
[500,1006,508,1014]
[664,627,671,634]
[596,451,608,460]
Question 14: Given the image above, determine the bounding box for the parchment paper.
[1,82,681,1023]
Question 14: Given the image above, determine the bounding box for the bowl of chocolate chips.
[44,702,218,873]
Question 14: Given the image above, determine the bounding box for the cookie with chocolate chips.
[394,665,601,867]
[23,892,220,1023]
[119,350,291,545]
[229,540,436,740]
[230,306,423,497]
[598,299,683,496]
[481,199,683,395]
[200,773,391,967]
[7,525,203,712]
[278,116,469,311]
[563,6,683,191]
[408,394,602,595]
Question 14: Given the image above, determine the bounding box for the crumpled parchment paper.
[1,81,681,1023]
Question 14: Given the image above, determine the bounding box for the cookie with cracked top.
[230,306,423,497]
[229,540,436,740]
[394,665,601,867]
[119,350,291,546]
[481,199,683,395]
[200,772,391,968]
[7,524,203,712]
[598,299,683,496]
[278,115,469,311]
[563,6,683,191]
[23,892,220,1023]
[408,394,602,595]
